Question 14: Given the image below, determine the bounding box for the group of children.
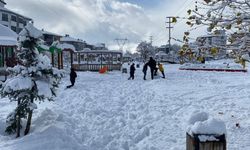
[66,57,166,89]
[128,57,165,80]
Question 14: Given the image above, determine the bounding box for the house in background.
[60,34,94,51]
[0,23,17,81]
[196,30,227,58]
[41,29,62,46]
[0,0,33,33]
[93,43,108,50]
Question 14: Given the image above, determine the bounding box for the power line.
[114,38,128,52]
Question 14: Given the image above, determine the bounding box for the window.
[23,21,27,26]
[11,15,16,22]
[17,28,22,33]
[11,26,16,32]
[18,17,24,24]
[2,13,8,21]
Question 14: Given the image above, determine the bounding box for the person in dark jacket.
[142,63,148,80]
[147,57,157,80]
[67,68,77,88]
[128,63,136,80]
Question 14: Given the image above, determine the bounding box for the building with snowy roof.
[60,34,94,51]
[0,23,17,80]
[41,29,62,46]
[93,43,108,50]
[195,30,227,59]
[196,30,227,47]
[0,0,33,33]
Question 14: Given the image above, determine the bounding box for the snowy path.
[1,62,250,149]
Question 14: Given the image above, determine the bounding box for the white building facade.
[195,30,227,58]
[196,30,227,47]
[0,0,32,33]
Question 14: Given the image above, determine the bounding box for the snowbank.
[1,61,250,149]
[180,62,243,70]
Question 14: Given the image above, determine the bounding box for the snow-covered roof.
[123,53,132,57]
[155,51,167,56]
[19,23,43,41]
[77,49,122,54]
[41,30,62,37]
[57,43,76,51]
[60,36,84,43]
[0,24,17,46]
[94,43,105,47]
[197,34,225,38]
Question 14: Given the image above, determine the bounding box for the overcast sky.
[5,0,207,52]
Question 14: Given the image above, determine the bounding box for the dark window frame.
[11,15,17,22]
[11,26,16,32]
[2,13,8,22]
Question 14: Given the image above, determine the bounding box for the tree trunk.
[16,115,21,138]
[24,94,34,136]
[16,100,21,138]
[24,110,33,135]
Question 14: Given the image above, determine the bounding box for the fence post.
[186,112,227,150]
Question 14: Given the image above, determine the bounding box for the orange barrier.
[99,66,108,74]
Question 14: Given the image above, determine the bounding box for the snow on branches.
[0,23,63,137]
[136,41,155,61]
[187,0,250,36]
[183,0,250,66]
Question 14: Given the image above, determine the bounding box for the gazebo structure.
[0,24,17,80]
[72,49,123,71]
[122,53,132,63]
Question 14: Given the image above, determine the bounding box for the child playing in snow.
[158,63,165,78]
[67,68,77,88]
[128,63,136,80]
[142,63,148,80]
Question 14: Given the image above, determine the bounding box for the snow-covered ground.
[1,60,250,150]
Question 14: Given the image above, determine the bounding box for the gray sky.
[5,0,207,52]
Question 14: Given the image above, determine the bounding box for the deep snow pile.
[1,60,250,149]
[180,59,244,70]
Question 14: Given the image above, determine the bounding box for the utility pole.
[114,38,128,52]
[166,16,174,54]
[149,36,153,45]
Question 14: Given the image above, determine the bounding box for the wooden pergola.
[72,50,123,71]
[38,43,75,70]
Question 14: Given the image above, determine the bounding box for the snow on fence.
[72,50,123,71]
[186,112,227,150]
[72,64,122,71]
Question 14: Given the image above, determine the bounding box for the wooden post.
[70,51,73,67]
[186,133,226,150]
[51,53,54,67]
